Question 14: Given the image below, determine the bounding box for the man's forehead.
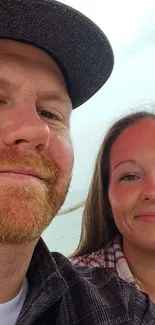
[0,39,62,74]
[0,40,71,110]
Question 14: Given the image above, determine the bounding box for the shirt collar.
[17,238,68,323]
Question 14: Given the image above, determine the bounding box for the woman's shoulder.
[70,249,105,267]
[70,243,116,268]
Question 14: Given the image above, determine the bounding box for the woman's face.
[108,118,155,251]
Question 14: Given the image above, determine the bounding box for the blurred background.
[42,0,155,255]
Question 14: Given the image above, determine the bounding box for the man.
[0,1,154,324]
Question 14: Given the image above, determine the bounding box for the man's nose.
[1,107,50,153]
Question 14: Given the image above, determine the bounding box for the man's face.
[0,39,74,244]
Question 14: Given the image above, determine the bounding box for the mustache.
[0,148,57,180]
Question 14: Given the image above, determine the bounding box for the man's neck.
[123,239,155,299]
[0,239,38,303]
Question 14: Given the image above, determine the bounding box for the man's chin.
[0,178,70,244]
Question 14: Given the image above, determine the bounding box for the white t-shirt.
[0,277,28,325]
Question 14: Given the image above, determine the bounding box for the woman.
[70,110,155,303]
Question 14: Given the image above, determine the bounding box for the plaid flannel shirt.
[71,236,139,287]
[15,238,155,324]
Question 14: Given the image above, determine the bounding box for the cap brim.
[0,0,114,108]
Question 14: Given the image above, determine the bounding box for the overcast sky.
[58,0,155,201]
[42,1,155,254]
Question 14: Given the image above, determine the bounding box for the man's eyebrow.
[38,90,70,103]
[0,78,71,104]
[38,90,72,113]
[112,159,137,171]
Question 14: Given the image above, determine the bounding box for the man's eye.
[39,110,57,120]
[120,173,139,181]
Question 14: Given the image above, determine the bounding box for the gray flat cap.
[0,0,114,108]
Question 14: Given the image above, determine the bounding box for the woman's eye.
[38,109,58,120]
[120,174,139,181]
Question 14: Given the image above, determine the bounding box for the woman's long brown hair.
[71,110,155,257]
